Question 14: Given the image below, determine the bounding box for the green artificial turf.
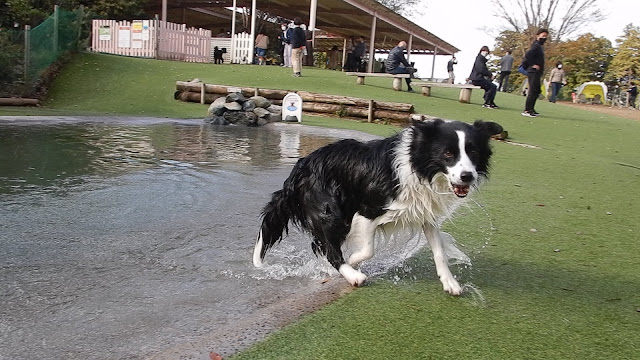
[2,52,639,359]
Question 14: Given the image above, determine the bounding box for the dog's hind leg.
[423,224,462,295]
[345,212,377,267]
[311,214,367,287]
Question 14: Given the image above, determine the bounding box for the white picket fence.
[91,19,211,63]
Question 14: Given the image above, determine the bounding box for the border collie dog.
[253,119,502,295]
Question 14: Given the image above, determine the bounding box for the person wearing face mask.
[548,61,567,103]
[385,41,415,92]
[278,22,292,67]
[469,45,499,109]
[521,28,549,117]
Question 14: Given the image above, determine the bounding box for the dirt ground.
[558,101,640,122]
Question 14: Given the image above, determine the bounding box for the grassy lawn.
[2,52,639,359]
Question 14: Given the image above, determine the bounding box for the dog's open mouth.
[452,184,470,197]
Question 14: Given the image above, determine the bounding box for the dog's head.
[410,119,503,198]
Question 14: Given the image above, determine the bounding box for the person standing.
[351,37,366,72]
[521,29,549,117]
[278,22,291,67]
[447,56,457,84]
[627,82,638,108]
[548,61,567,103]
[469,46,498,108]
[328,45,340,70]
[290,17,307,77]
[385,41,414,92]
[254,31,269,65]
[497,50,514,91]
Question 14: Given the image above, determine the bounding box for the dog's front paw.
[441,275,462,296]
[339,264,367,286]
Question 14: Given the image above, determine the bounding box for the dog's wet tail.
[253,190,290,267]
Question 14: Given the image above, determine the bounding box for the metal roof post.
[342,38,347,72]
[431,46,438,80]
[367,14,377,73]
[407,33,413,62]
[231,0,237,63]
[249,0,256,64]
[309,0,318,47]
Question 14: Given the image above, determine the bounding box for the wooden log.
[302,102,410,121]
[296,91,413,112]
[459,88,473,103]
[0,98,39,106]
[176,82,255,97]
[421,85,432,96]
[256,88,289,100]
[176,91,224,104]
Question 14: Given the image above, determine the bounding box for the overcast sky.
[406,0,639,80]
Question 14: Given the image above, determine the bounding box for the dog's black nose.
[460,171,474,183]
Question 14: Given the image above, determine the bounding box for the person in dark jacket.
[290,18,307,77]
[385,41,414,92]
[521,29,549,117]
[469,45,498,108]
[447,56,457,83]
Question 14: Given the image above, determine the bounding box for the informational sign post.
[282,93,302,122]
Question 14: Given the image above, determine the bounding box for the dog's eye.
[443,151,454,159]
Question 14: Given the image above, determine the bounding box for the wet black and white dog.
[253,119,502,295]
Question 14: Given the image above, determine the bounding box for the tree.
[491,0,603,42]
[377,0,423,17]
[550,33,613,90]
[607,24,640,83]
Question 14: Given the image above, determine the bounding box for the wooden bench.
[346,72,412,91]
[412,82,482,103]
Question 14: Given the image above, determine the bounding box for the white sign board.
[282,93,302,122]
[117,26,131,48]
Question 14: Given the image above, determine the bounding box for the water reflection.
[0,119,353,195]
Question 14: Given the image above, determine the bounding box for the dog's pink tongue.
[453,185,470,197]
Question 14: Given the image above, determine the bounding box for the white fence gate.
[232,32,253,64]
[91,19,211,63]
[210,38,232,64]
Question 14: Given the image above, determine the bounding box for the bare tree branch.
[492,0,604,42]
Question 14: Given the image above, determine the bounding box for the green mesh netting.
[0,8,83,97]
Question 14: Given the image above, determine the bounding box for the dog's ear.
[473,120,503,136]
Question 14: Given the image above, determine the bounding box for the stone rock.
[226,92,246,103]
[223,111,256,126]
[206,115,229,125]
[207,97,227,117]
[257,118,269,126]
[224,101,242,111]
[242,100,256,111]
[253,107,271,118]
[266,104,282,121]
[249,96,271,108]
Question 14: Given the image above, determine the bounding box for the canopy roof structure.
[146,0,459,55]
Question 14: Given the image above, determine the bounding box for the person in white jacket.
[548,61,567,103]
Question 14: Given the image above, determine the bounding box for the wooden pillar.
[161,0,167,22]
[367,14,377,73]
[201,83,206,104]
[342,38,347,72]
[367,99,374,122]
[407,34,413,62]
